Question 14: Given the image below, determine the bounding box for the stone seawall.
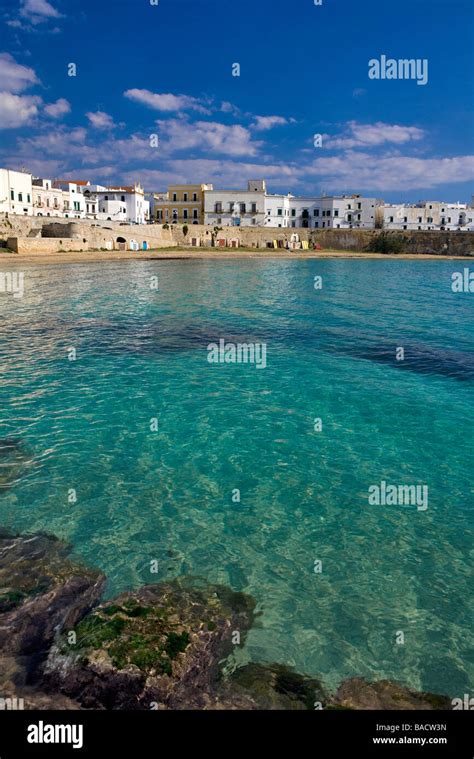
[175,224,474,256]
[1,215,474,256]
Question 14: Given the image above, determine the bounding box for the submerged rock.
[43,579,256,710]
[0,527,455,712]
[0,528,105,691]
[219,662,328,710]
[0,438,30,490]
[332,678,451,710]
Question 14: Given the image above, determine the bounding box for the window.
[18,193,23,202]
[389,216,394,223]
[418,217,422,223]
[193,193,197,201]
[172,209,178,220]
[193,209,198,219]
[404,217,408,223]
[46,198,50,207]
[172,193,177,201]
[334,209,339,217]
[27,194,31,203]
[277,208,282,216]
[105,195,108,201]
[347,204,352,209]
[183,193,188,201]
[10,190,14,200]
[357,202,362,210]
[292,209,296,217]
[183,209,188,219]
[215,202,222,213]
[121,195,125,202]
[314,222,319,228]
[251,203,257,213]
[314,209,319,217]
[240,203,246,213]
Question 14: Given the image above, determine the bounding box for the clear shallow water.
[0,257,472,696]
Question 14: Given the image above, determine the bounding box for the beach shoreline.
[0,247,472,265]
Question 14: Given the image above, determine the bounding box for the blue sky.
[1,0,473,201]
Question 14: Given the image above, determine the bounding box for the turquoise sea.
[0,257,472,696]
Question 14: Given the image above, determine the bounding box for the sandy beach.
[0,247,471,265]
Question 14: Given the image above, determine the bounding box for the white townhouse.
[383,201,473,231]
[0,169,33,216]
[52,180,88,218]
[264,194,292,227]
[94,183,149,224]
[32,178,65,217]
[204,180,266,227]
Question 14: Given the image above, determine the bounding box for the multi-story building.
[0,169,33,216]
[53,180,89,218]
[204,181,381,228]
[155,184,213,225]
[32,178,65,217]
[204,180,266,227]
[93,183,149,224]
[383,201,473,231]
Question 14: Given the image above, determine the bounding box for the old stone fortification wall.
[176,224,474,255]
[1,215,473,255]
[0,215,176,252]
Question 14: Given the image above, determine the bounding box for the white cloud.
[20,0,62,22]
[328,121,425,150]
[220,101,242,117]
[44,97,70,118]
[309,151,474,190]
[86,111,115,129]
[251,115,290,131]
[0,91,41,128]
[156,118,261,157]
[124,89,211,114]
[0,53,39,92]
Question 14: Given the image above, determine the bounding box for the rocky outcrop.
[0,529,105,694]
[0,527,453,711]
[42,580,255,710]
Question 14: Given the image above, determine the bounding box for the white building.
[53,180,88,218]
[0,169,33,216]
[204,180,381,229]
[32,178,65,217]
[204,180,266,227]
[383,201,473,231]
[94,183,149,224]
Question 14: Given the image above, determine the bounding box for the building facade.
[93,183,149,224]
[383,201,473,231]
[204,180,266,227]
[0,169,33,216]
[32,178,65,217]
[155,184,213,225]
[53,180,88,218]
[204,181,381,229]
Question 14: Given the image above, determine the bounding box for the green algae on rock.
[44,579,256,710]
